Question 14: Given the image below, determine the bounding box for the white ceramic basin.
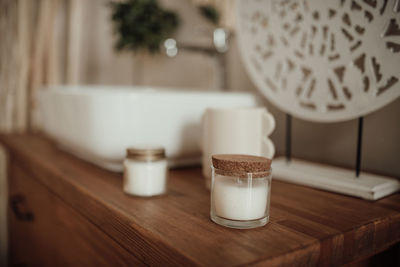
[37,85,259,171]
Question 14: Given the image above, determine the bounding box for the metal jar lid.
[126,147,166,161]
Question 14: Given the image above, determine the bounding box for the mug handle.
[199,112,207,151]
[262,136,275,158]
[262,111,275,136]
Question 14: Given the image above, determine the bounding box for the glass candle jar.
[210,154,272,229]
[123,147,167,197]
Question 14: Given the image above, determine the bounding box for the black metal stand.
[285,113,364,177]
[286,114,292,163]
[355,117,364,177]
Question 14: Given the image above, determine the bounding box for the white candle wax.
[213,175,268,221]
[123,159,167,197]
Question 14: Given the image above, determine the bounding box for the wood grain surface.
[8,161,140,266]
[2,134,400,266]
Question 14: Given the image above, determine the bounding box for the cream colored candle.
[123,147,167,197]
[213,175,268,220]
[123,160,167,197]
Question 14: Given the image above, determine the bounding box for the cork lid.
[212,154,272,178]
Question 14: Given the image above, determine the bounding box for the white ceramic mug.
[202,107,275,188]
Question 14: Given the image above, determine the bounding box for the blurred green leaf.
[110,0,179,53]
[198,5,220,25]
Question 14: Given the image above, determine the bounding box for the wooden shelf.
[1,134,400,266]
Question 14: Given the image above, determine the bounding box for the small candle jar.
[210,154,272,229]
[123,147,167,197]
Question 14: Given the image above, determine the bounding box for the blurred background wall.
[1,0,399,177]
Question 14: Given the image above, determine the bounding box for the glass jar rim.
[212,166,272,178]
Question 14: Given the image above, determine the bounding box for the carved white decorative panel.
[236,0,400,122]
